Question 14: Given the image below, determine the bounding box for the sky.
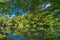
[5,4,29,18]
[0,0,53,18]
[8,3,51,18]
[0,0,58,18]
[43,3,51,9]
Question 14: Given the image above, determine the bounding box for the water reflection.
[7,33,27,40]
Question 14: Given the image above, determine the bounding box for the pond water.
[7,33,27,40]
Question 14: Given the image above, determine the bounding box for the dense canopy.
[0,0,60,40]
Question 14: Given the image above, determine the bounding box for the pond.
[7,33,27,40]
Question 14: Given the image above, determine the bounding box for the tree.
[0,0,60,40]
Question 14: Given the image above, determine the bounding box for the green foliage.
[0,0,60,40]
